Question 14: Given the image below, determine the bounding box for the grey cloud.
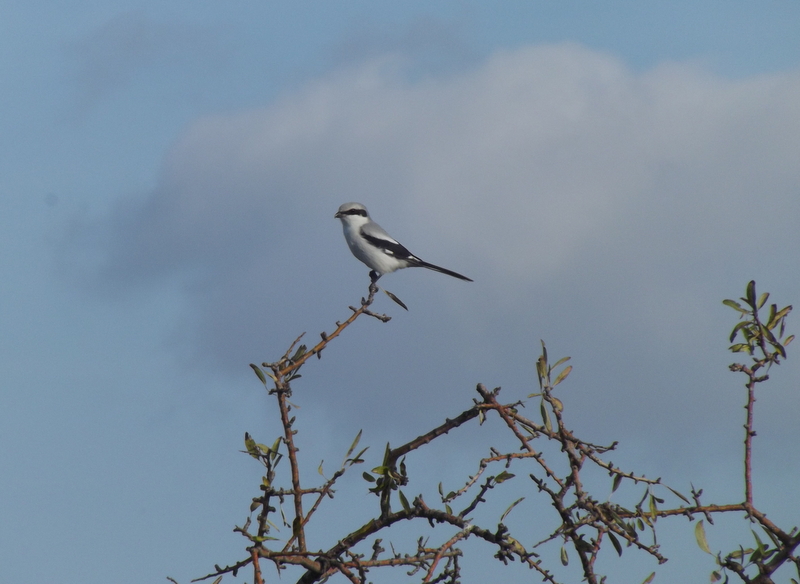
[71,44,800,448]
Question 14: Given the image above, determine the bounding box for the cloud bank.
[70,43,800,451]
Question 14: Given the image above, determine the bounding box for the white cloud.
[126,43,800,281]
[73,43,800,442]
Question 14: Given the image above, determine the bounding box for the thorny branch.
[184,280,797,584]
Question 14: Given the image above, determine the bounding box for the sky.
[2,2,800,583]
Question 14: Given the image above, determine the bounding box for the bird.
[334,202,472,282]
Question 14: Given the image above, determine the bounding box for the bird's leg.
[368,271,381,295]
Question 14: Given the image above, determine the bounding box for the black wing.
[360,229,418,261]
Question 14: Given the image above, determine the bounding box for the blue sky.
[2,2,800,583]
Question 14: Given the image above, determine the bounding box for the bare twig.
[278,280,388,377]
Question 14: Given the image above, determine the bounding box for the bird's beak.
[334,211,342,219]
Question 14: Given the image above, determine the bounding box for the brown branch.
[331,562,361,584]
[477,385,565,491]
[261,281,394,553]
[743,367,757,509]
[386,390,491,465]
[457,476,496,519]
[192,556,254,582]
[252,547,463,583]
[278,281,387,377]
[423,527,471,583]
[286,494,557,584]
[445,451,538,505]
[614,500,797,549]
[281,467,348,552]
[251,547,264,584]
[275,385,306,551]
[758,531,800,582]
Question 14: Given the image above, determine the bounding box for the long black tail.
[416,260,473,282]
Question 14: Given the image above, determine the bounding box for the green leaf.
[766,303,778,328]
[785,334,795,346]
[279,503,288,527]
[362,472,375,482]
[381,443,391,465]
[745,280,756,308]
[550,396,564,412]
[641,572,656,584]
[244,433,260,459]
[727,547,753,560]
[723,299,747,313]
[318,460,324,476]
[666,485,691,504]
[560,545,569,566]
[250,364,267,386]
[574,537,593,554]
[251,535,279,542]
[348,446,369,465]
[608,531,622,556]
[757,292,769,309]
[398,490,411,512]
[612,473,623,494]
[649,494,658,518]
[553,365,572,386]
[552,356,571,369]
[291,344,307,361]
[344,429,363,462]
[495,471,516,484]
[384,289,408,310]
[500,497,525,522]
[729,343,751,354]
[729,321,750,343]
[540,400,552,432]
[770,305,792,332]
[695,520,712,554]
[536,355,546,389]
[271,436,282,455]
[751,529,766,553]
[760,323,778,345]
[626,521,638,540]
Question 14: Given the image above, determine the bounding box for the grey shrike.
[334,202,472,282]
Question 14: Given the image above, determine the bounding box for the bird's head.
[335,202,370,224]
